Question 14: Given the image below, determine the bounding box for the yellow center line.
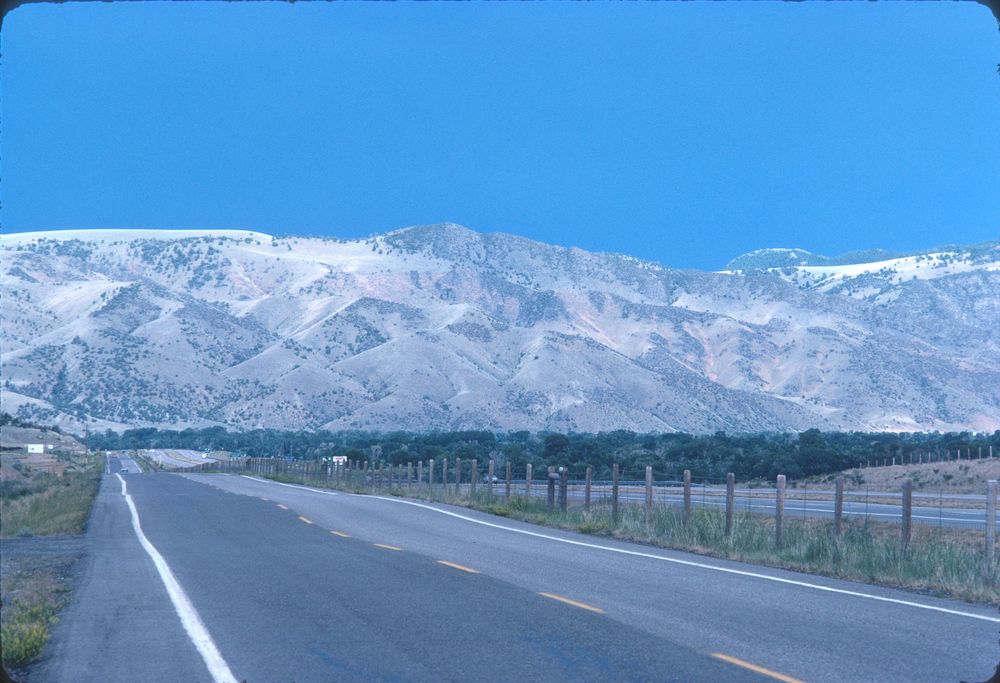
[537,592,605,614]
[710,653,805,683]
[373,543,402,551]
[298,516,313,525]
[276,504,288,510]
[330,530,352,538]
[437,560,480,574]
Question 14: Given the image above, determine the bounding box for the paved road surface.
[34,472,1000,682]
[142,448,220,469]
[107,454,142,474]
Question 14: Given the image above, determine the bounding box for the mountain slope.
[1,226,997,433]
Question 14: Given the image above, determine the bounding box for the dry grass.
[0,462,102,538]
[810,458,1000,495]
[1,542,82,669]
[0,456,99,669]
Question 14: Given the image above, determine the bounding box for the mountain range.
[1,225,997,434]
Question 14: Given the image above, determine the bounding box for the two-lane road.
[35,472,999,682]
[106,454,142,474]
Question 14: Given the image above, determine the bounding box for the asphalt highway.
[34,471,1000,683]
[107,454,143,474]
[142,448,220,469]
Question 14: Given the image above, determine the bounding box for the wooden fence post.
[505,461,512,500]
[645,465,653,529]
[488,459,495,495]
[547,466,556,510]
[612,463,620,525]
[725,472,735,537]
[775,474,785,546]
[901,479,912,551]
[559,467,568,513]
[987,480,997,576]
[407,462,412,491]
[428,459,435,491]
[683,469,692,525]
[584,466,592,512]
[455,457,462,495]
[441,457,448,493]
[471,459,478,494]
[525,463,533,497]
[417,461,423,486]
[834,476,844,536]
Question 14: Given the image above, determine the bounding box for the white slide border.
[117,474,238,683]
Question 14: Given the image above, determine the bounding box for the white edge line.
[117,474,238,683]
[241,475,338,496]
[233,475,999,623]
[364,490,1000,624]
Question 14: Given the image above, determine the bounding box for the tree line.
[88,425,1000,483]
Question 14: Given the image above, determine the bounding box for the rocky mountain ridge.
[2,225,997,434]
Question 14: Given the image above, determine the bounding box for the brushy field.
[242,469,999,604]
[807,458,1000,495]
[0,549,78,669]
[0,461,103,538]
[1,457,101,669]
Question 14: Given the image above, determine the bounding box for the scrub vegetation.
[1,452,100,670]
[0,458,102,538]
[0,558,71,668]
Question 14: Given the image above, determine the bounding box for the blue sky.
[2,2,998,269]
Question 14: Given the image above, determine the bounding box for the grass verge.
[1,458,101,671]
[0,538,84,671]
[0,461,103,538]
[0,557,70,668]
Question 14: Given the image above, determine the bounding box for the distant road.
[134,448,220,469]
[34,472,999,683]
[106,454,142,474]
